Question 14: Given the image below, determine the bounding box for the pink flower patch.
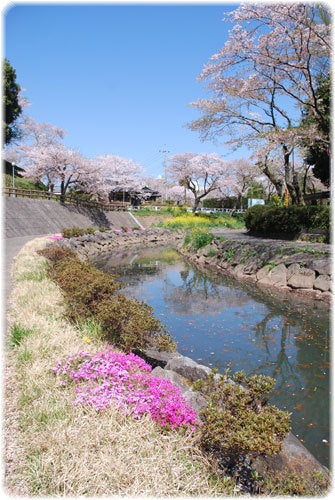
[54,345,198,429]
[48,234,64,240]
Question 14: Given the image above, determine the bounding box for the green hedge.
[244,205,330,241]
[38,246,176,353]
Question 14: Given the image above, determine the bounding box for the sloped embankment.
[5,198,141,238]
[180,236,332,303]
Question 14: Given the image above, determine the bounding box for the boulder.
[165,355,212,382]
[287,268,316,289]
[251,432,328,478]
[268,264,287,287]
[311,258,331,275]
[151,366,190,390]
[256,265,272,281]
[314,274,331,292]
[132,348,179,369]
[151,366,207,414]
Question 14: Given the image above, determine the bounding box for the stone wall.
[55,227,184,259]
[181,237,332,303]
[135,347,329,482]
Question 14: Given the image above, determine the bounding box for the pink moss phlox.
[54,345,198,429]
[48,234,64,240]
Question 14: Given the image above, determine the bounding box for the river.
[92,246,330,467]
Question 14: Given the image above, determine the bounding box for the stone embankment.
[181,236,332,303]
[134,347,329,482]
[56,227,184,258]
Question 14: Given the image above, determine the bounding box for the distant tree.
[22,142,91,202]
[167,152,237,212]
[188,3,331,204]
[92,154,143,200]
[3,59,23,144]
[3,116,146,202]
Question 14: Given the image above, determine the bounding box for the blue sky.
[4,1,240,178]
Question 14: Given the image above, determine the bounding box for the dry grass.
[4,237,236,496]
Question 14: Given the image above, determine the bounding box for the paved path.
[3,235,43,308]
[211,227,330,250]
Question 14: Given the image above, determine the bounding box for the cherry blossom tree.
[3,117,146,203]
[166,184,189,205]
[189,3,331,204]
[22,142,92,202]
[92,154,143,200]
[20,115,66,147]
[233,158,261,206]
[167,152,237,212]
[3,116,67,179]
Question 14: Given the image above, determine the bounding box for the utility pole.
[159,146,170,203]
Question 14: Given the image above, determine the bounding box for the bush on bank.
[244,205,330,241]
[194,370,290,459]
[183,229,215,251]
[38,246,176,353]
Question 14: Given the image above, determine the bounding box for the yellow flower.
[82,336,91,343]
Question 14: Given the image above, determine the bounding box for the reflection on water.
[92,247,330,467]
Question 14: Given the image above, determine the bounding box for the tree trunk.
[261,161,285,198]
[192,197,201,212]
[282,145,304,205]
[60,179,66,204]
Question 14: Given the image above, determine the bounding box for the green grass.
[3,173,47,191]
[9,323,34,347]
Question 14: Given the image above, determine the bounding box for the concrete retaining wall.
[4,198,140,238]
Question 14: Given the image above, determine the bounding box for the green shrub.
[99,225,108,232]
[244,205,330,241]
[194,370,290,460]
[62,226,86,238]
[61,226,96,238]
[49,258,120,320]
[95,295,175,353]
[40,246,176,353]
[38,246,77,263]
[184,229,214,251]
[259,469,330,496]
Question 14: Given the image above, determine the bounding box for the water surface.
[92,246,330,467]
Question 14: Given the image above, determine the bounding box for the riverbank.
[55,226,332,303]
[4,231,331,495]
[181,229,332,304]
[4,236,235,496]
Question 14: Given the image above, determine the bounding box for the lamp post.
[12,163,16,197]
[159,147,170,202]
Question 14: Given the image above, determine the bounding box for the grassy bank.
[4,237,328,496]
[135,207,245,231]
[4,237,235,496]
